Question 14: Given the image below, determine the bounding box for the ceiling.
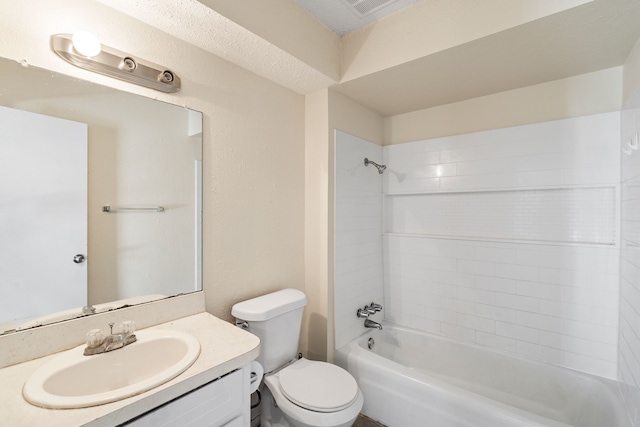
[333,0,640,116]
[98,0,640,118]
[295,0,423,35]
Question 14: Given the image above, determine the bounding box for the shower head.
[364,158,386,174]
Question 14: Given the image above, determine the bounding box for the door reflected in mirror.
[0,57,203,334]
[1,106,88,324]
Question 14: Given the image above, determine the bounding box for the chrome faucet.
[357,302,383,329]
[368,302,382,311]
[364,319,383,330]
[84,321,137,356]
[357,302,382,318]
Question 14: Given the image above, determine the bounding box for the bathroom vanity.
[0,312,260,427]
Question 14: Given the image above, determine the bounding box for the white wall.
[618,31,640,427]
[334,131,384,349]
[619,85,640,426]
[382,112,621,378]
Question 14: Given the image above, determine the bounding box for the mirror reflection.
[0,57,203,334]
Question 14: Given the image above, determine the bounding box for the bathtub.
[335,323,630,427]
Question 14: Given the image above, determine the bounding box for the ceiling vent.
[343,0,400,17]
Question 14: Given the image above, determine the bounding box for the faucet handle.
[363,305,377,314]
[121,320,136,336]
[357,308,370,318]
[86,329,104,348]
[369,302,382,312]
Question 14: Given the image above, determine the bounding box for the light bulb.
[72,31,101,57]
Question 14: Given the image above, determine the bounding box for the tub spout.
[365,319,382,330]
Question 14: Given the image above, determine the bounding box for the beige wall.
[304,89,330,361]
[329,91,385,146]
[384,67,623,145]
[327,91,383,359]
[94,0,338,95]
[0,1,306,324]
[623,35,640,104]
[304,89,383,361]
[197,0,340,83]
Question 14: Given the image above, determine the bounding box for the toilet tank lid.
[231,288,307,321]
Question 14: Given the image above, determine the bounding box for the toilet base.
[260,384,359,427]
[259,384,294,427]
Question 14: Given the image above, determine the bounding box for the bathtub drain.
[368,337,374,350]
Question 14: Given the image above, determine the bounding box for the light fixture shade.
[51,34,180,93]
[71,31,101,57]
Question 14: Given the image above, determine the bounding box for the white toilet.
[232,288,363,427]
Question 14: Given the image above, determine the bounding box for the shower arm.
[364,158,387,174]
[364,158,381,168]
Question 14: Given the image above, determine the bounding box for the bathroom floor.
[354,414,387,427]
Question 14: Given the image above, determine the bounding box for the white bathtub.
[335,323,630,427]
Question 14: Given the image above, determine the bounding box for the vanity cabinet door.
[122,368,247,427]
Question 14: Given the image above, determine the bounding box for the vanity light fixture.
[51,33,180,93]
[71,31,102,57]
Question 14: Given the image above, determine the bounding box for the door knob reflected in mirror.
[73,254,86,264]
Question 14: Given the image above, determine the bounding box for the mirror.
[0,56,203,334]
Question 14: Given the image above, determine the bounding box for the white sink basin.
[23,329,201,409]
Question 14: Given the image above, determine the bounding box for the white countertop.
[0,312,260,427]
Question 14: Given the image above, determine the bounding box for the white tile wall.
[384,112,621,194]
[335,131,384,349]
[384,236,620,378]
[386,187,616,244]
[383,112,621,379]
[619,88,640,427]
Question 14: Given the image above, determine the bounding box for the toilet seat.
[263,358,364,427]
[278,359,359,413]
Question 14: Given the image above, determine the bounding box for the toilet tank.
[231,288,307,373]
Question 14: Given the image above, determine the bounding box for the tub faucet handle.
[357,308,370,318]
[369,302,382,312]
[363,305,377,314]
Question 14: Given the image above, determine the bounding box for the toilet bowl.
[261,358,363,427]
[232,289,363,427]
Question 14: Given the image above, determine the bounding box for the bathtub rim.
[336,321,631,427]
[345,321,620,384]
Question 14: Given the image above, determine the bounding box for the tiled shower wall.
[383,112,621,378]
[335,131,384,349]
[619,87,640,425]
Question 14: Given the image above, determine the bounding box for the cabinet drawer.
[123,369,244,427]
